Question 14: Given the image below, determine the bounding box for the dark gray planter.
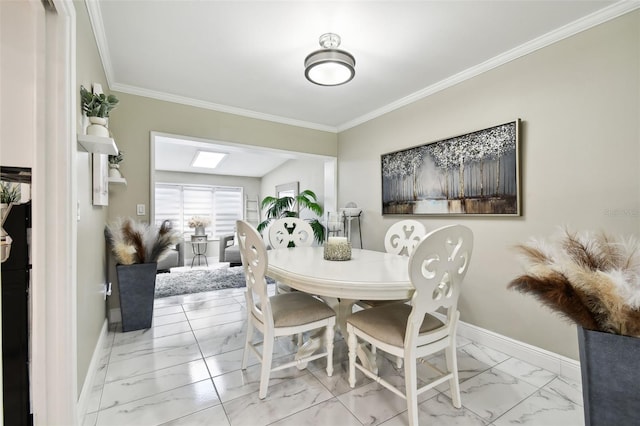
[116,262,157,332]
[577,326,640,426]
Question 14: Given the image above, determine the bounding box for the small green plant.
[80,85,119,118]
[257,189,325,244]
[0,182,20,204]
[109,151,124,165]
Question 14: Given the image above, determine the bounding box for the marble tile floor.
[82,286,584,426]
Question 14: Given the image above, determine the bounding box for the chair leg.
[325,323,335,377]
[445,343,462,408]
[241,320,254,370]
[404,353,419,426]
[259,334,274,399]
[347,325,358,388]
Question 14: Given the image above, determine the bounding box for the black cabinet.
[1,201,32,426]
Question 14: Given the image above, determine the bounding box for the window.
[154,183,243,238]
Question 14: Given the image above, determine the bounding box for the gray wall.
[337,11,640,359]
[75,0,110,393]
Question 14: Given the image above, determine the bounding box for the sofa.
[157,242,184,272]
[219,234,242,266]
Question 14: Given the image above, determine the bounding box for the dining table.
[266,246,414,371]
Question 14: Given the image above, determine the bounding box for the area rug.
[154,266,274,298]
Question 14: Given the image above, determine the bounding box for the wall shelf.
[77,134,118,156]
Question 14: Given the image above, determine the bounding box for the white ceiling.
[153,134,302,177]
[87,0,635,176]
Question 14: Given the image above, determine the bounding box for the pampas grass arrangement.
[105,218,181,265]
[509,228,640,337]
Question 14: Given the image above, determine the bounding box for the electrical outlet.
[136,204,145,216]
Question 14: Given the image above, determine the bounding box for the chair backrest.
[384,220,426,256]
[236,220,274,327]
[268,217,315,249]
[407,224,473,342]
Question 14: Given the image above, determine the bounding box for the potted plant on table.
[80,85,119,137]
[257,189,325,245]
[508,228,640,426]
[105,218,180,332]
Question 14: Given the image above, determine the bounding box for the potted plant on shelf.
[108,150,124,178]
[257,189,325,245]
[80,85,119,137]
[508,228,640,426]
[105,218,180,332]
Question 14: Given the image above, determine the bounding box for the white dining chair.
[268,217,315,249]
[268,217,314,295]
[237,220,336,399]
[347,224,473,426]
[358,219,426,309]
[384,219,426,256]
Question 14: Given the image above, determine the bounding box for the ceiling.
[87,0,634,176]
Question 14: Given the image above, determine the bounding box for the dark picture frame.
[381,119,521,216]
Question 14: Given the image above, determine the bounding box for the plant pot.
[87,116,110,137]
[108,164,122,178]
[116,262,157,332]
[577,326,640,426]
[194,225,205,236]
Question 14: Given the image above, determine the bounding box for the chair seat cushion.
[357,299,408,308]
[347,302,443,347]
[270,292,335,328]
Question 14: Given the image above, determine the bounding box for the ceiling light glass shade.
[305,49,355,86]
[305,33,355,86]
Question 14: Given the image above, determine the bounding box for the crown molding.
[109,82,338,133]
[86,0,639,134]
[336,0,640,132]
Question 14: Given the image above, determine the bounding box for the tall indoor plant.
[105,218,180,331]
[257,189,325,244]
[508,228,640,426]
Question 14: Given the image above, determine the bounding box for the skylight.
[191,151,226,169]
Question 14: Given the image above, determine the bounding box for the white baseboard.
[455,319,581,383]
[77,319,109,424]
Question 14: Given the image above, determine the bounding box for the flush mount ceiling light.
[191,151,226,169]
[304,33,355,86]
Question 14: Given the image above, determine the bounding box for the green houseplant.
[257,189,325,244]
[508,228,640,426]
[0,182,20,205]
[105,218,180,331]
[80,85,119,137]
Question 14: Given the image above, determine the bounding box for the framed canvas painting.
[381,119,521,216]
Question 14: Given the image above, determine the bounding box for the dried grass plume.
[509,228,640,337]
[105,218,180,265]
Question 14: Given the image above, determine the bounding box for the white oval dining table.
[267,246,414,371]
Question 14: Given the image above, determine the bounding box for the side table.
[190,235,209,267]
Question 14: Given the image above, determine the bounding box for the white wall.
[337,11,640,360]
[0,0,38,168]
[260,158,330,223]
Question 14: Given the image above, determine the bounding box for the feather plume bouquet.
[104,218,181,265]
[509,228,640,337]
